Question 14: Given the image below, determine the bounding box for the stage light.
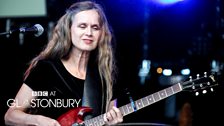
[151,0,184,5]
[157,67,163,74]
[138,59,151,85]
[162,69,172,76]
[138,60,151,77]
[181,68,190,75]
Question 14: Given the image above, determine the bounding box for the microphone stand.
[0,31,11,36]
[0,29,17,36]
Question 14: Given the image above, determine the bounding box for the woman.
[4,1,123,126]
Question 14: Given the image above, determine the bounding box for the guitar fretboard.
[119,83,182,116]
[84,83,183,126]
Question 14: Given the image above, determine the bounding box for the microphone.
[0,24,44,37]
[19,24,44,37]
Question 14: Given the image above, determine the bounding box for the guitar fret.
[158,92,162,99]
[90,117,97,126]
[159,90,166,99]
[98,115,104,126]
[171,86,175,94]
[95,117,100,126]
[123,104,129,115]
[88,123,93,126]
[173,83,182,93]
[141,99,145,107]
[135,99,144,109]
[101,115,105,125]
[153,92,160,102]
[145,96,150,105]
[94,118,97,126]
[88,118,93,126]
[142,97,149,106]
[166,87,173,96]
[88,120,93,126]
[120,106,126,115]
[96,116,99,125]
[147,95,154,104]
[127,103,134,113]
[164,88,168,96]
[84,120,89,126]
[134,101,138,109]
[125,104,130,114]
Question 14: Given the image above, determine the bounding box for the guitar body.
[57,107,92,126]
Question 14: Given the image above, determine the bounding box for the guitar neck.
[119,83,183,116]
[84,83,183,126]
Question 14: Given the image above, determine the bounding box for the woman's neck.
[62,48,90,79]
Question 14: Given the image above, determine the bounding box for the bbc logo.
[32,91,48,96]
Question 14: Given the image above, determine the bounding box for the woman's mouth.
[83,39,93,44]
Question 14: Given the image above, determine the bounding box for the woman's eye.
[79,24,86,29]
[93,26,100,30]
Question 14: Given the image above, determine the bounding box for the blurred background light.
[152,0,184,5]
[181,68,190,75]
[157,67,163,74]
[163,69,172,76]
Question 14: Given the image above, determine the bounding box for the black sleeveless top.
[24,59,85,119]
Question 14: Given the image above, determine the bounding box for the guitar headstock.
[181,72,219,96]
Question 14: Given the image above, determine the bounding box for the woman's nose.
[85,27,92,36]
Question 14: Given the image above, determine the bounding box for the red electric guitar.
[57,72,218,126]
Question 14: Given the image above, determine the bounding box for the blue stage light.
[152,0,184,5]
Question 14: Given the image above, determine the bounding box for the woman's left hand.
[104,106,123,125]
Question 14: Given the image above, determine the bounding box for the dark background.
[1,0,224,125]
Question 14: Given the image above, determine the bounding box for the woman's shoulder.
[36,59,60,68]
[35,59,67,75]
[28,59,59,75]
[37,59,56,64]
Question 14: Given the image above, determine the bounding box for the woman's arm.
[4,84,61,126]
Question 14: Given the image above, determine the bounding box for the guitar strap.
[82,51,106,120]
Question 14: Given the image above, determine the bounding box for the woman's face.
[71,9,102,52]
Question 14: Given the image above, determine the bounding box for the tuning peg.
[207,82,210,86]
[204,72,207,77]
[192,85,195,90]
[195,92,199,96]
[210,88,214,92]
[189,76,196,90]
[202,90,207,94]
[196,74,200,79]
[207,82,215,92]
[200,83,203,87]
